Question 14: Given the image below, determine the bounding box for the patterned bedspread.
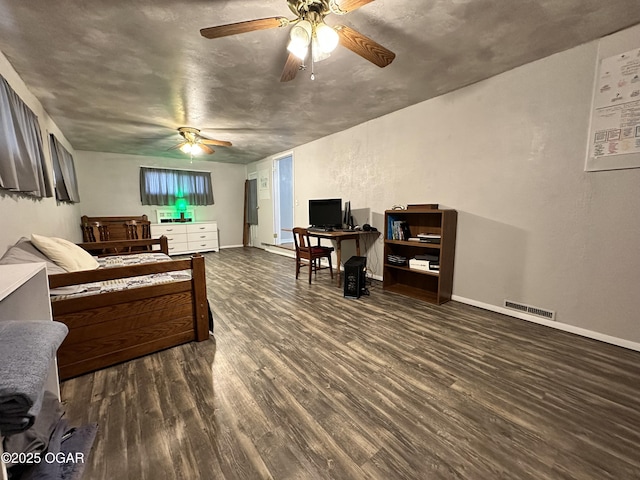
[97,252,171,268]
[50,252,191,301]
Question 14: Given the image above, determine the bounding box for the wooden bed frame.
[81,214,150,242]
[48,236,209,380]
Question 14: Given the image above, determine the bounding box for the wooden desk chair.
[124,220,152,251]
[292,227,334,284]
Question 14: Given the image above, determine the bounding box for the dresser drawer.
[187,230,218,242]
[167,242,189,254]
[160,233,188,244]
[187,239,218,252]
[151,224,188,236]
[186,222,217,234]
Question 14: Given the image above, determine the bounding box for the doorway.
[247,172,258,247]
[273,154,294,247]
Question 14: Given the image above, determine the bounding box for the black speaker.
[344,256,367,298]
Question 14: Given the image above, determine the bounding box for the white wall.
[74,151,247,248]
[248,24,640,346]
[0,50,80,252]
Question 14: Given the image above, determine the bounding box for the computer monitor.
[309,198,342,228]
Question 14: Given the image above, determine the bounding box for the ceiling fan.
[171,127,232,155]
[200,0,395,82]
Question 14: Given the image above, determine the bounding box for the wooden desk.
[307,230,378,286]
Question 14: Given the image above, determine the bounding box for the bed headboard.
[81,215,149,242]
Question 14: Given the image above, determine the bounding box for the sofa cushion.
[0,237,66,275]
[31,234,99,272]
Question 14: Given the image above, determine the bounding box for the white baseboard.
[261,247,639,351]
[220,244,244,250]
[265,245,296,259]
[452,295,640,353]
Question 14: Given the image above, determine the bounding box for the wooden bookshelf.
[383,207,457,304]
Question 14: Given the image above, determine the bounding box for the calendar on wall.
[586,26,640,172]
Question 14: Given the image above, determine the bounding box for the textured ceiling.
[0,0,639,164]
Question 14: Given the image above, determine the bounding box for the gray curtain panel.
[0,76,52,198]
[49,134,80,203]
[140,166,214,206]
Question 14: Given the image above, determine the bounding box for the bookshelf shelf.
[385,263,440,277]
[384,239,442,249]
[382,282,439,304]
[383,207,457,305]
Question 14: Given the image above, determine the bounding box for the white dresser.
[151,221,219,255]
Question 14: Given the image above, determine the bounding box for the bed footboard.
[49,251,209,380]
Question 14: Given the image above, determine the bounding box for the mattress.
[50,252,191,301]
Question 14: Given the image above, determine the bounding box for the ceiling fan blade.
[198,144,215,155]
[333,0,375,14]
[281,52,302,82]
[200,17,288,39]
[335,25,395,68]
[200,138,232,147]
[169,141,187,151]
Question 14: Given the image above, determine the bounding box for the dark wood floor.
[60,247,640,480]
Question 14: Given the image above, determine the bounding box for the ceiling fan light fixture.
[287,41,309,60]
[287,20,312,60]
[311,35,331,62]
[174,127,230,155]
[180,142,204,155]
[315,22,339,53]
[292,19,312,40]
[287,20,313,60]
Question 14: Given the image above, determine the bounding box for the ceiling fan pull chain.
[311,39,316,80]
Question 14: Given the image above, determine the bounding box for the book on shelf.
[391,221,412,241]
[401,222,411,240]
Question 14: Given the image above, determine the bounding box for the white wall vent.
[504,300,556,320]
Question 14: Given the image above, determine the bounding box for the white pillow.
[31,234,100,272]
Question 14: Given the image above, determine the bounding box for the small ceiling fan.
[200,0,395,82]
[171,127,232,155]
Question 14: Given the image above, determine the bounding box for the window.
[0,75,52,198]
[49,134,80,202]
[139,167,214,206]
